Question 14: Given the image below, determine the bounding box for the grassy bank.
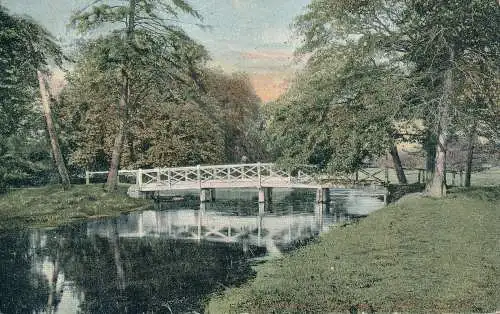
[0,184,150,232]
[207,187,500,313]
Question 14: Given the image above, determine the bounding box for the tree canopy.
[57,35,263,171]
[267,0,500,195]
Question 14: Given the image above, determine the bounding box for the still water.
[0,189,383,314]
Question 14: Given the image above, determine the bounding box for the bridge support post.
[258,187,272,203]
[209,189,216,202]
[137,169,143,187]
[258,202,265,215]
[200,188,212,202]
[316,188,330,203]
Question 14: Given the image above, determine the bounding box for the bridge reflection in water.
[87,190,384,256]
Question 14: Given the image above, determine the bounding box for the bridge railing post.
[85,170,90,185]
[137,169,143,187]
[257,162,261,187]
[197,165,201,188]
[168,168,171,188]
[156,168,161,183]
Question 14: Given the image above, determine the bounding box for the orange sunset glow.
[250,72,291,103]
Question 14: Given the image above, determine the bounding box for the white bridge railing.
[138,163,314,187]
[85,163,392,190]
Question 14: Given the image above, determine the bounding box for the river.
[0,188,383,313]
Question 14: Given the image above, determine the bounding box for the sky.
[2,0,311,102]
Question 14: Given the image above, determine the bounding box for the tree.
[0,5,69,191]
[38,71,71,189]
[400,0,500,196]
[202,70,265,162]
[282,0,499,195]
[71,0,203,192]
[58,35,226,170]
[452,52,499,187]
[267,39,412,181]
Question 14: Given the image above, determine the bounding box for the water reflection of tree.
[48,223,257,313]
[0,232,49,314]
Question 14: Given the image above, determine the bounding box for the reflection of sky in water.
[1,189,383,313]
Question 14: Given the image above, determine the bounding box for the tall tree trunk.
[464,122,477,187]
[105,0,136,192]
[424,130,437,180]
[426,53,454,197]
[105,76,127,192]
[389,145,407,184]
[37,71,71,190]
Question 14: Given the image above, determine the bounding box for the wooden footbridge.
[86,163,390,203]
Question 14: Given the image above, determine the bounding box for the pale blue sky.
[2,0,310,74]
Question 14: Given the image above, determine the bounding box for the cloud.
[240,50,293,61]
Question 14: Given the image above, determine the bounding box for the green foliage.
[207,187,500,313]
[57,35,219,169]
[270,0,499,179]
[0,5,62,133]
[202,70,265,162]
[70,0,201,33]
[267,46,409,172]
[57,34,264,170]
[70,0,207,191]
[62,0,265,172]
[399,0,499,135]
[0,133,57,191]
[0,6,64,191]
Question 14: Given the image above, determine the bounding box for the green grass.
[470,167,500,186]
[206,186,500,313]
[0,184,150,232]
[381,166,500,186]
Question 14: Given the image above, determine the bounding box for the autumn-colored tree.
[203,70,264,162]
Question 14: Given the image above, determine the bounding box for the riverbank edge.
[206,186,500,313]
[0,184,151,232]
